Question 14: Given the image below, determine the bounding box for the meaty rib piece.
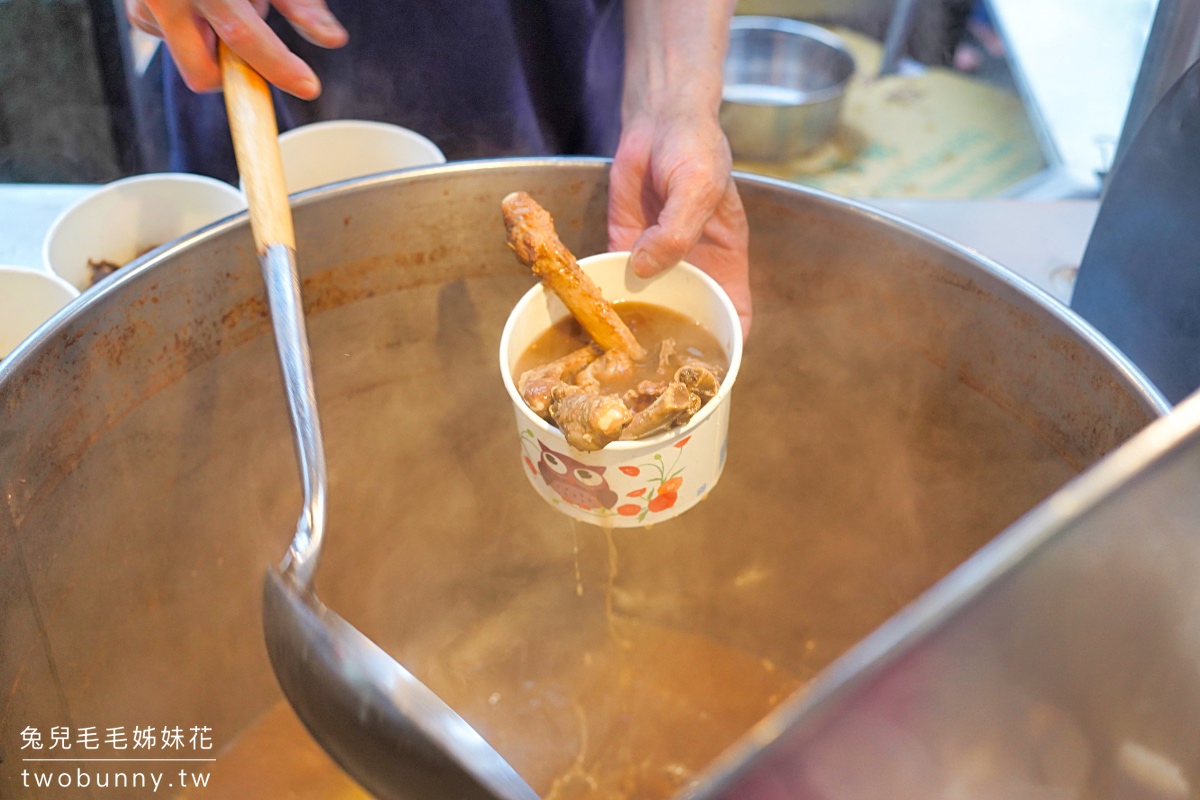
[676,364,721,401]
[517,343,602,417]
[549,385,633,451]
[623,379,669,413]
[574,349,633,392]
[681,355,724,380]
[620,382,696,440]
[675,391,705,428]
[502,192,647,360]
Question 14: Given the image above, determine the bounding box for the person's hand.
[611,0,750,337]
[608,110,751,338]
[125,0,348,99]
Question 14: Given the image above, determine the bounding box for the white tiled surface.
[0,184,94,272]
[0,184,1097,304]
[866,198,1097,305]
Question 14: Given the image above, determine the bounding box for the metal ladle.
[219,44,540,800]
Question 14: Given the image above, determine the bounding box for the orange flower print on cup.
[647,491,678,513]
[611,440,690,523]
[659,476,683,495]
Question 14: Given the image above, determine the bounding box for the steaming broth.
[192,619,798,800]
[416,621,799,799]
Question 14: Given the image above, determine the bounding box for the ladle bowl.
[0,159,1165,799]
[262,569,538,800]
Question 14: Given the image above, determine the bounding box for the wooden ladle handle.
[219,42,295,253]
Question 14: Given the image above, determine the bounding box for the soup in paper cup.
[499,251,743,527]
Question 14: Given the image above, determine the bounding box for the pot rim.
[0,157,1170,418]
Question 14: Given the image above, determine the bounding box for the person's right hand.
[126,0,348,99]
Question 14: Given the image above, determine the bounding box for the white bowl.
[273,120,446,195]
[500,252,744,528]
[44,173,246,291]
[0,267,80,359]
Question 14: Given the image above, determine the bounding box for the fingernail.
[300,72,321,97]
[631,250,658,277]
[316,10,345,35]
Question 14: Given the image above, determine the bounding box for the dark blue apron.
[1071,57,1200,404]
[163,0,624,184]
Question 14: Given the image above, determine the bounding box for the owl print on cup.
[517,429,704,525]
[536,440,618,511]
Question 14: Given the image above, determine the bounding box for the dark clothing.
[164,0,625,184]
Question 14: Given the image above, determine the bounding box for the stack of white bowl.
[1,121,443,362]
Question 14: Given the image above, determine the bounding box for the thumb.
[629,181,718,278]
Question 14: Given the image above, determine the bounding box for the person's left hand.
[608,110,751,338]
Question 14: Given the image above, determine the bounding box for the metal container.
[720,17,856,161]
[0,160,1164,798]
[695,378,1200,800]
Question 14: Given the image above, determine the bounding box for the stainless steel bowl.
[0,159,1164,798]
[721,16,856,161]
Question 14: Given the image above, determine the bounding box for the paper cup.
[500,252,743,528]
[44,173,246,291]
[0,267,80,359]
[274,120,446,195]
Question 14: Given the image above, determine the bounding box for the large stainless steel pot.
[0,159,1166,799]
